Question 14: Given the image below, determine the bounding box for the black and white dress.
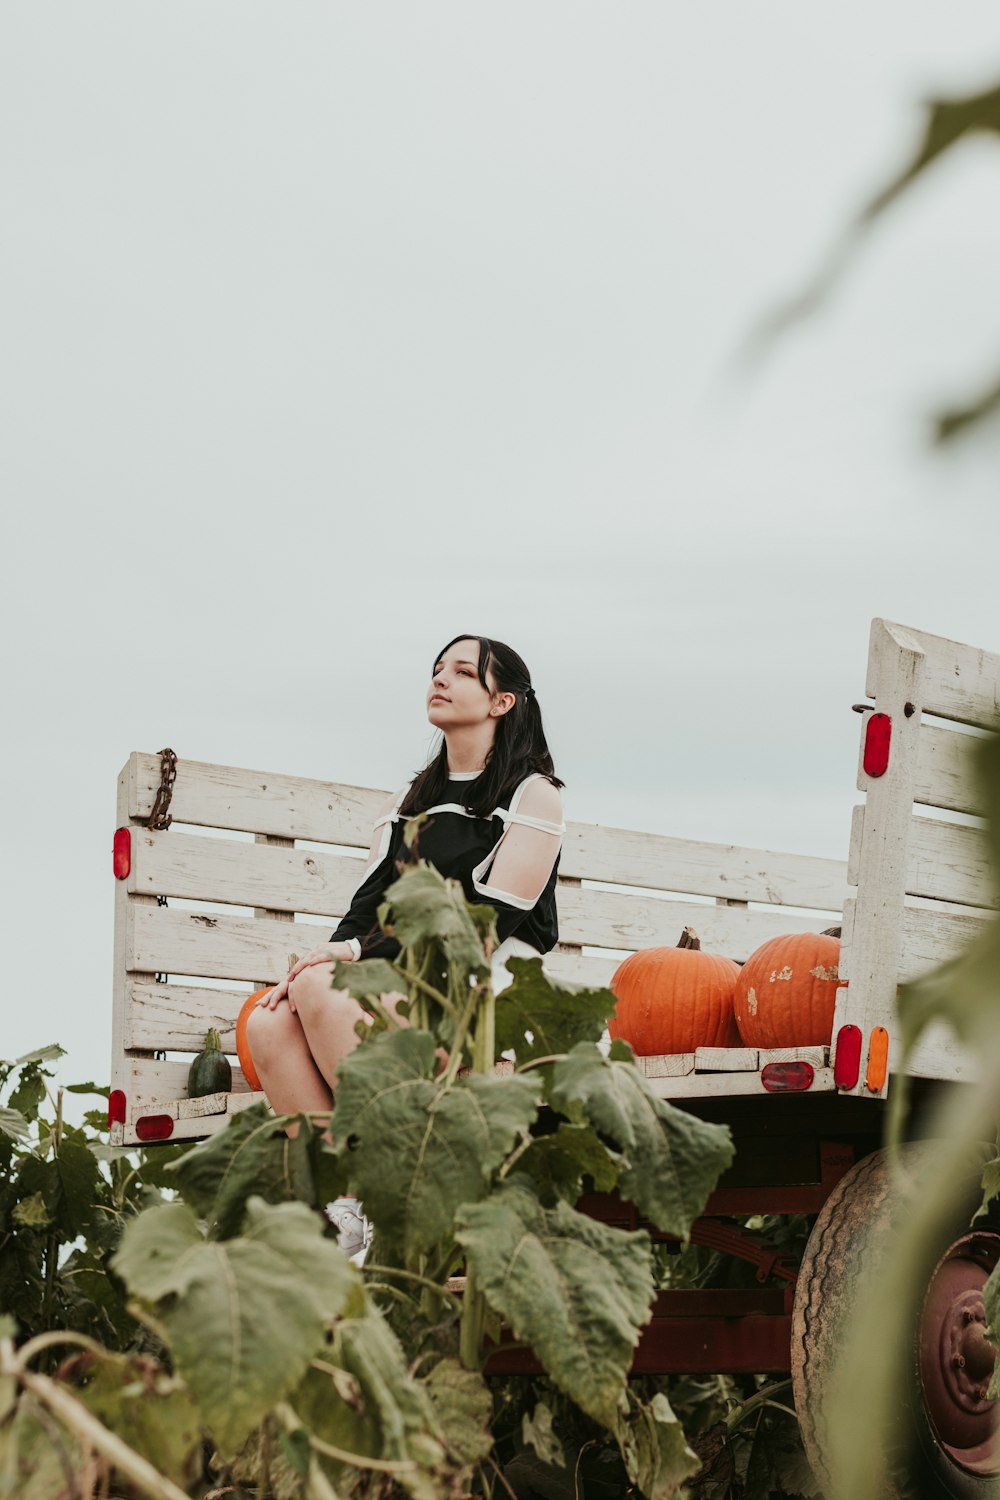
[331,770,565,985]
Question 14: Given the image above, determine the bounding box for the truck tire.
[791,1145,1000,1498]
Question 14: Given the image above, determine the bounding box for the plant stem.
[438,985,482,1089]
[361,1264,463,1308]
[472,986,495,1075]
[390,964,450,1014]
[515,1054,566,1073]
[42,1087,64,1338]
[308,1433,417,1474]
[279,1401,418,1483]
[18,1331,109,1368]
[458,1267,486,1371]
[274,1403,342,1500]
[724,1378,794,1431]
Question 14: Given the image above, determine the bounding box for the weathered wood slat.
[120,1091,265,1146]
[129,828,364,918]
[838,897,990,987]
[127,753,386,846]
[637,1053,695,1078]
[545,950,618,989]
[914,723,984,815]
[126,982,254,1052]
[897,902,991,982]
[557,889,836,959]
[906,815,993,910]
[559,824,847,909]
[694,1047,758,1072]
[127,907,334,985]
[868,620,1000,732]
[848,807,993,911]
[125,1055,257,1115]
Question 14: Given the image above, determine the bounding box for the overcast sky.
[3,4,1000,1096]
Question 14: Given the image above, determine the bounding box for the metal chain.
[148,747,178,830]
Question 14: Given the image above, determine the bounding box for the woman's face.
[427,638,497,730]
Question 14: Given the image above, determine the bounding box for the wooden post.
[254,833,294,989]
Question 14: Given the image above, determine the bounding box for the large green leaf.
[495,960,618,1063]
[12,1045,64,1067]
[168,1101,318,1237]
[456,1180,655,1427]
[15,1139,100,1240]
[331,1304,447,1496]
[614,1391,700,1500]
[113,1197,356,1453]
[519,1122,622,1205]
[424,1358,494,1467]
[0,1108,30,1144]
[332,1028,538,1260]
[382,863,489,976]
[549,1043,733,1237]
[330,957,406,1005]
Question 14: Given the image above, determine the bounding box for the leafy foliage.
[548,1041,734,1237]
[457,1180,656,1426]
[0,861,737,1498]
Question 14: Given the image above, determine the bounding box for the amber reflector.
[866,1026,890,1093]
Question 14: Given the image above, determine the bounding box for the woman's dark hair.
[400,634,564,820]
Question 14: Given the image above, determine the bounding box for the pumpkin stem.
[676,927,701,950]
[203,1028,223,1052]
[821,926,842,938]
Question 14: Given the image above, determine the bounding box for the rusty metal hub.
[919,1230,1000,1476]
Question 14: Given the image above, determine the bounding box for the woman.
[245,633,565,1125]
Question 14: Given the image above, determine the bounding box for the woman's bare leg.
[244,1001,334,1121]
[286,962,374,1087]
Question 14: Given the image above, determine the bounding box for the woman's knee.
[245,1002,300,1065]
[287,963,342,1022]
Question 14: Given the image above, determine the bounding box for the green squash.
[187,1028,233,1097]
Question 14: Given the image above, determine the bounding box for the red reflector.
[863,713,892,777]
[135,1114,174,1141]
[113,827,131,879]
[834,1025,863,1089]
[108,1090,126,1125]
[761,1061,814,1092]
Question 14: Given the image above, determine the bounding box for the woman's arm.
[471,777,564,941]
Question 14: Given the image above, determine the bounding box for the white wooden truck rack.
[108,618,997,1147]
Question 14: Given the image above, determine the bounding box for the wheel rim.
[919,1230,1000,1477]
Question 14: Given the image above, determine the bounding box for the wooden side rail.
[110,751,848,1144]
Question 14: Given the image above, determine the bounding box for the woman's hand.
[256,942,358,1011]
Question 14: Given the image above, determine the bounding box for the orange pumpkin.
[733,932,844,1048]
[235,988,271,1092]
[609,929,741,1056]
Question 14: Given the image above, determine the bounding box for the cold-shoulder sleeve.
[471,775,564,942]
